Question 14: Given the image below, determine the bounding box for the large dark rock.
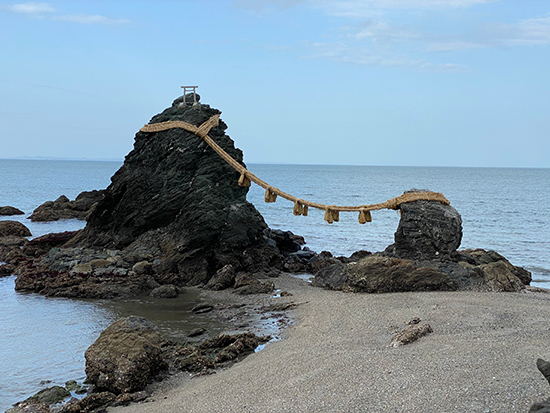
[84,316,167,394]
[29,190,104,222]
[67,97,283,286]
[384,189,462,260]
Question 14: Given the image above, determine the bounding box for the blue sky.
[0,0,549,167]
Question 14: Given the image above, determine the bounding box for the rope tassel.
[358,210,372,224]
[264,187,277,203]
[324,207,339,224]
[238,172,251,187]
[293,201,304,216]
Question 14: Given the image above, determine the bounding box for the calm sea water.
[0,159,549,410]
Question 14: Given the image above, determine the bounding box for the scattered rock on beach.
[84,316,167,394]
[389,320,433,348]
[150,284,179,298]
[0,206,25,216]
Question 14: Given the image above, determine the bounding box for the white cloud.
[305,41,466,71]
[234,0,498,15]
[497,15,550,46]
[425,41,484,52]
[52,14,130,25]
[6,2,55,15]
[3,2,130,25]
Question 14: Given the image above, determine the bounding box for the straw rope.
[140,115,450,224]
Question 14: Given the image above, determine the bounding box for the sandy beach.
[106,274,550,413]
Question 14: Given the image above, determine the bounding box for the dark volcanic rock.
[0,220,31,237]
[29,190,104,222]
[84,316,167,394]
[66,98,284,287]
[0,206,25,216]
[384,189,462,261]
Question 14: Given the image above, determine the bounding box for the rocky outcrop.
[84,316,167,394]
[28,190,104,222]
[59,96,285,288]
[313,190,530,293]
[0,220,31,237]
[22,230,80,258]
[0,206,25,216]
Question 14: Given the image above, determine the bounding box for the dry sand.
[109,274,550,413]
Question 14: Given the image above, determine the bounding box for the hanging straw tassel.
[264,187,277,203]
[302,204,308,217]
[293,201,304,216]
[324,208,333,224]
[324,207,339,223]
[358,209,372,224]
[238,172,251,187]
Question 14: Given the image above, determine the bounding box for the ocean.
[0,159,549,410]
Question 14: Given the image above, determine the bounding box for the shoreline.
[110,273,550,413]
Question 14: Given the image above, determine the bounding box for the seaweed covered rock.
[85,316,166,394]
[68,96,283,286]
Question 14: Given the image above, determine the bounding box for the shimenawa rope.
[140,115,450,224]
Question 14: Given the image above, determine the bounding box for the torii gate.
[181,86,198,105]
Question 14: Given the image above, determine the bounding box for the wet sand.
[109,274,550,412]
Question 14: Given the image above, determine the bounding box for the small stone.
[132,261,152,275]
[191,303,214,314]
[70,264,92,275]
[150,284,179,298]
[89,259,112,268]
[188,328,207,337]
[389,322,433,348]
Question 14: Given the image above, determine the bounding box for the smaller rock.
[24,385,71,405]
[58,391,116,413]
[70,264,92,275]
[150,284,179,298]
[188,328,207,337]
[0,220,31,237]
[89,259,112,268]
[191,303,214,314]
[6,401,50,413]
[132,261,152,275]
[389,322,433,348]
[0,235,27,247]
[0,206,25,216]
[0,263,16,276]
[205,264,235,291]
[233,280,275,295]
